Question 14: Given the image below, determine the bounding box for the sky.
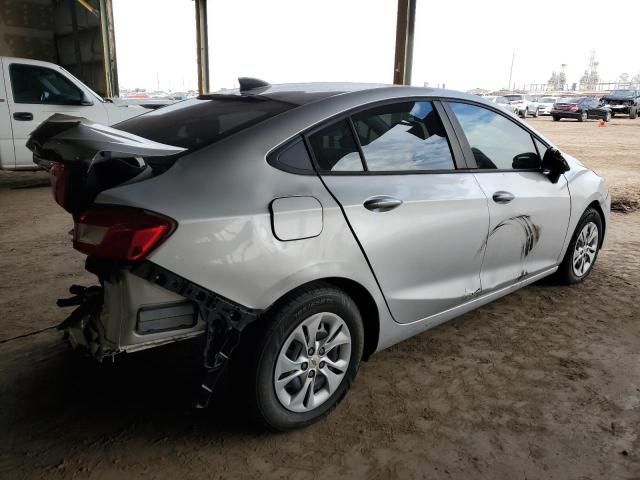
[113,0,640,93]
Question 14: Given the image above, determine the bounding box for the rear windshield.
[115,95,295,152]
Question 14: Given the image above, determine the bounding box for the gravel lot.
[1,116,639,479]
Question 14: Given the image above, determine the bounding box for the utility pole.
[507,50,515,91]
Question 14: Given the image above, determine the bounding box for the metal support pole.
[195,0,210,94]
[393,0,416,85]
[99,0,119,97]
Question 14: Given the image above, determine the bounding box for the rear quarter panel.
[96,118,388,315]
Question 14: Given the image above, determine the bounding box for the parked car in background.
[536,97,559,116]
[504,94,540,118]
[28,81,610,431]
[600,89,639,119]
[485,95,519,114]
[552,97,612,122]
[0,56,146,170]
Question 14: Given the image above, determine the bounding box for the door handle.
[492,191,515,204]
[13,112,33,121]
[363,196,403,212]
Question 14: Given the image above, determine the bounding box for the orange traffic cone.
[599,119,605,127]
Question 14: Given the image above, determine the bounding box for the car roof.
[210,81,491,108]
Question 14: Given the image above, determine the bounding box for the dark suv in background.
[551,98,612,122]
[600,89,640,118]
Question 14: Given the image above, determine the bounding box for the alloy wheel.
[572,221,598,277]
[274,312,352,413]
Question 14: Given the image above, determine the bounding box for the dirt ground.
[1,116,639,480]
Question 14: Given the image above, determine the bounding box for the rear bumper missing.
[58,259,261,360]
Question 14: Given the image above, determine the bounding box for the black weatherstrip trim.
[440,100,477,168]
[432,99,469,170]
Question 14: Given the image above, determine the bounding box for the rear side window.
[10,64,83,105]
[449,102,540,170]
[115,96,295,153]
[307,120,364,172]
[351,101,455,171]
[268,138,315,174]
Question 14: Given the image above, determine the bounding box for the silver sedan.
[29,80,610,430]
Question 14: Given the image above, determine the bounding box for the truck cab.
[0,57,146,170]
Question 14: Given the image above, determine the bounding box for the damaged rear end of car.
[28,111,266,407]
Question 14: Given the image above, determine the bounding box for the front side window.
[449,102,540,170]
[10,64,83,105]
[351,101,455,171]
[307,120,364,172]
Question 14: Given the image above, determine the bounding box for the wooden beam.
[393,0,416,85]
[99,0,119,97]
[195,0,210,94]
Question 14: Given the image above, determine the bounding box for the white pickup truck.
[0,57,146,170]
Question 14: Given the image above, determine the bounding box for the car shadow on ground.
[1,333,265,448]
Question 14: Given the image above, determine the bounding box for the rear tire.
[552,207,602,284]
[245,283,364,431]
[553,115,560,122]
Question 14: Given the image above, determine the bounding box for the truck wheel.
[246,282,364,431]
[533,108,540,118]
[578,111,587,122]
[553,116,560,122]
[552,207,602,284]
[630,107,637,119]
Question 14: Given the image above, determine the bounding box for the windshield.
[540,97,557,103]
[609,90,635,97]
[115,95,295,152]
[61,67,105,102]
[503,95,523,101]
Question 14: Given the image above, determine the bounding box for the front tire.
[533,107,540,118]
[553,115,560,121]
[578,110,587,122]
[248,283,364,431]
[605,111,612,122]
[520,108,528,119]
[553,207,602,284]
[630,107,638,119]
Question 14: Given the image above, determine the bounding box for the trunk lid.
[27,114,185,214]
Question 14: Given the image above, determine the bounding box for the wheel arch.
[587,199,606,248]
[262,277,380,361]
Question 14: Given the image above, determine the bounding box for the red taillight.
[50,161,66,206]
[73,205,176,262]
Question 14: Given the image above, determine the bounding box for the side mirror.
[512,152,541,169]
[541,147,570,183]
